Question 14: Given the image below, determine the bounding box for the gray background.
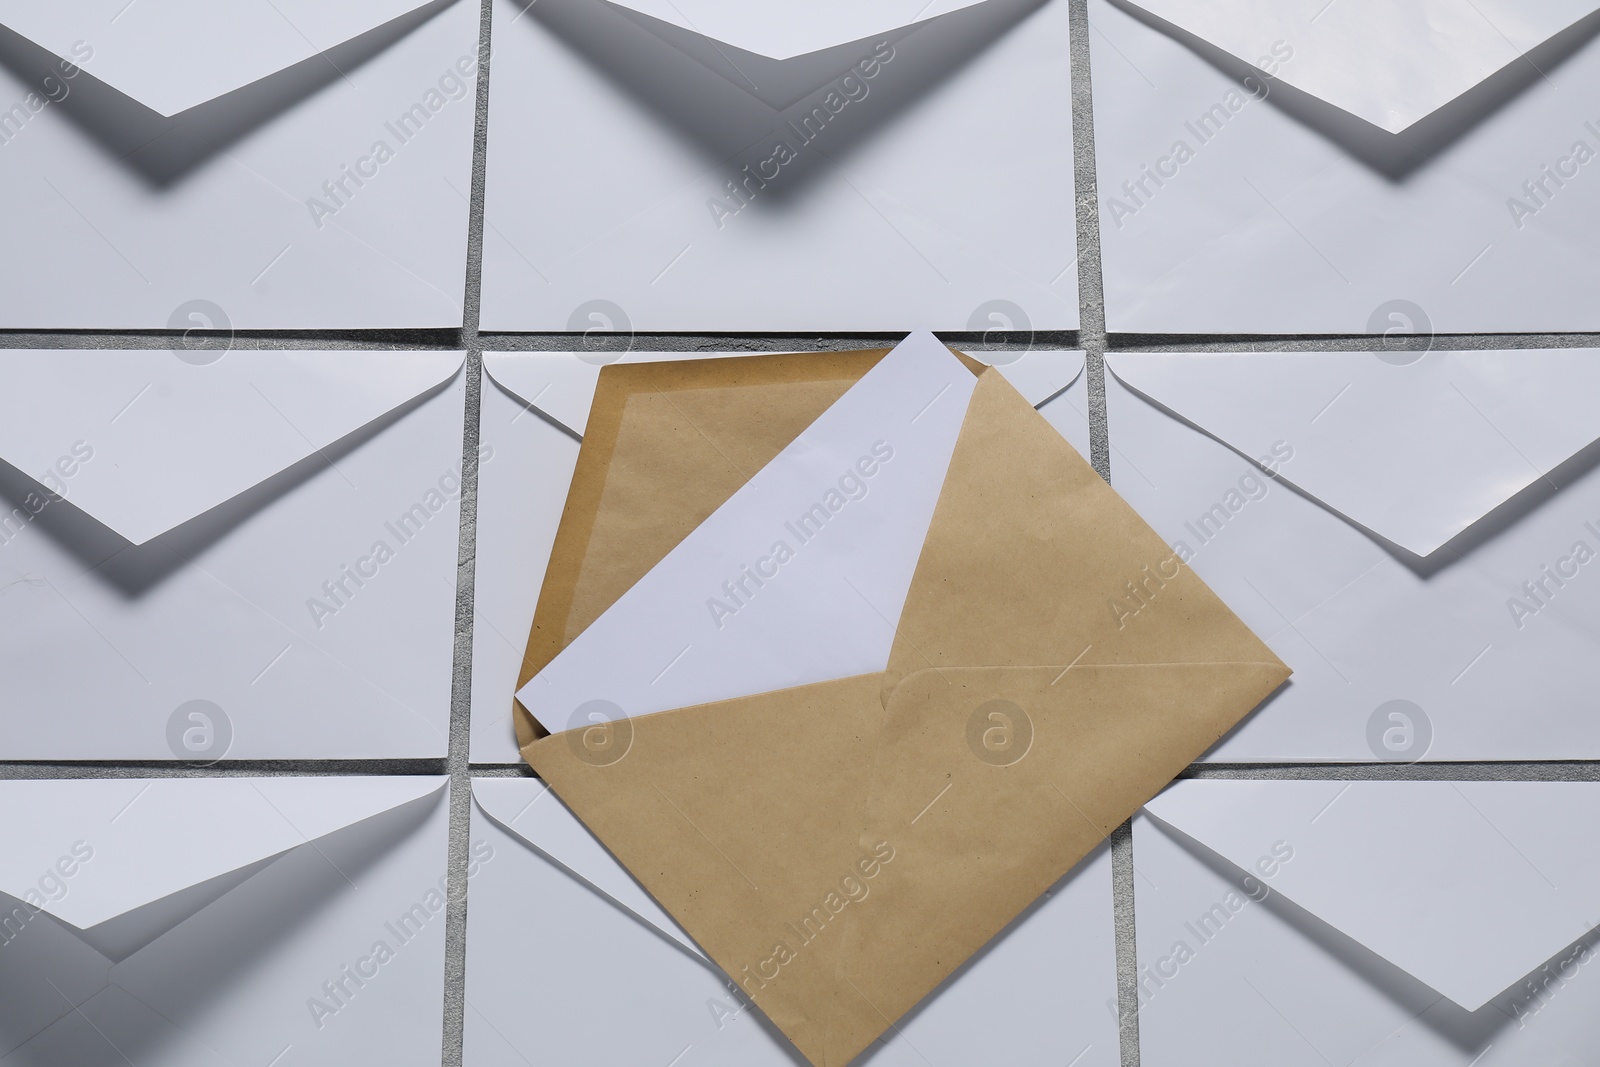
[6,1,1599,1064]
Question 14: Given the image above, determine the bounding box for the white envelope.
[465,778,1120,1066]
[1105,350,1600,762]
[1135,779,1600,1066]
[0,0,477,329]
[0,776,450,1067]
[478,0,1078,331]
[467,346,1091,760]
[0,350,466,760]
[1089,0,1600,333]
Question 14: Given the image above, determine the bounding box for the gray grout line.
[1064,3,1140,1063]
[441,349,486,1067]
[439,1,498,1062]
[459,0,493,351]
[1181,762,1600,780]
[0,763,448,778]
[6,761,1590,781]
[4,1,1600,1066]
[1107,821,1140,1067]
[1108,331,1600,352]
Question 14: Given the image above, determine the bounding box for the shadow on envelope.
[0,371,455,597]
[1146,813,1600,1055]
[1108,0,1600,180]
[526,0,1048,205]
[0,0,457,187]
[0,788,441,1065]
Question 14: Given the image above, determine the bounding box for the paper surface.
[0,350,464,546]
[469,348,1088,762]
[472,778,704,958]
[1105,350,1600,762]
[0,0,476,328]
[1119,0,1599,132]
[518,335,1287,1066]
[0,777,449,1067]
[0,0,439,116]
[1090,0,1600,333]
[467,775,1121,1066]
[1110,350,1600,557]
[1136,780,1600,1066]
[517,333,977,731]
[600,0,994,61]
[0,350,465,760]
[480,0,1077,330]
[1148,779,1600,1011]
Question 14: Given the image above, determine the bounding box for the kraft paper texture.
[516,351,1288,1066]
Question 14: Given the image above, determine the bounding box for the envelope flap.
[482,352,605,438]
[600,0,993,60]
[1108,351,1600,557]
[471,779,704,958]
[1147,779,1600,1011]
[0,350,464,546]
[1118,0,1600,133]
[884,365,1286,698]
[0,777,446,934]
[0,0,446,117]
[525,661,1289,1067]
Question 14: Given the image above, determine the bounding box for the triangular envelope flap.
[0,776,445,934]
[0,0,445,117]
[0,350,464,546]
[884,366,1285,698]
[1108,351,1600,558]
[600,0,993,61]
[484,350,1077,441]
[66,854,283,962]
[1118,0,1600,133]
[602,1,921,112]
[516,332,977,733]
[471,780,704,958]
[1146,779,1600,1012]
[483,352,603,438]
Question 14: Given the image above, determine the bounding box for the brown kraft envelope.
[515,349,1289,1066]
